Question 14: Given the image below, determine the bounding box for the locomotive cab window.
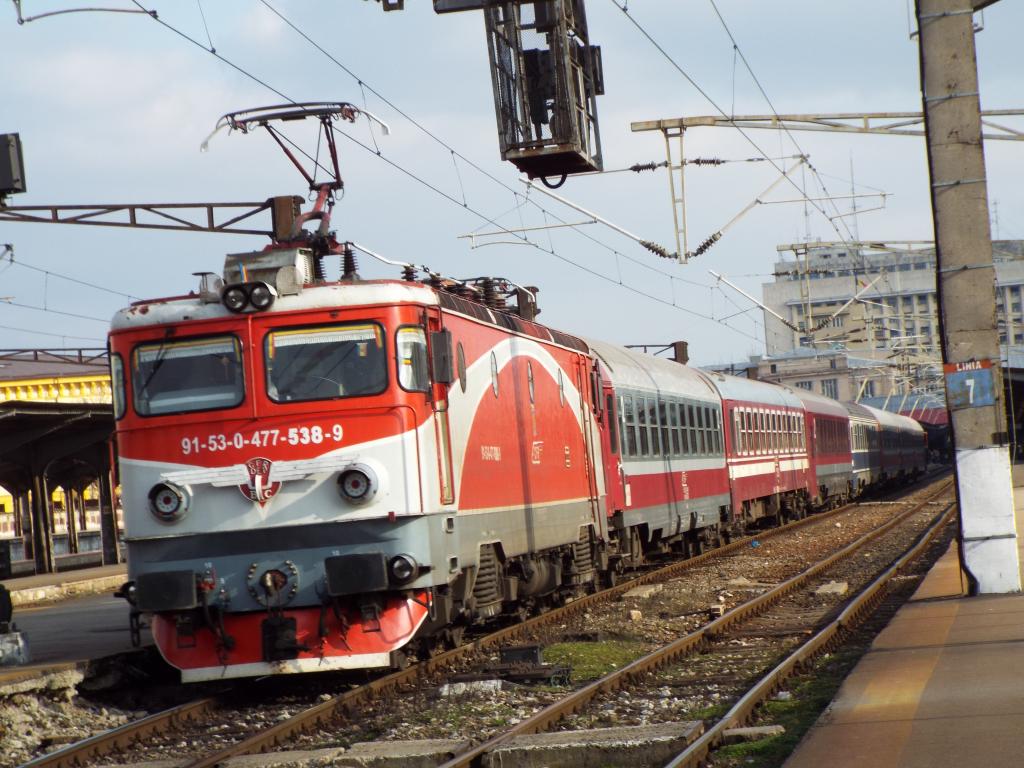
[132,335,244,416]
[396,326,429,392]
[110,353,126,420]
[265,323,387,403]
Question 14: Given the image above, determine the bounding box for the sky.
[1,0,1022,366]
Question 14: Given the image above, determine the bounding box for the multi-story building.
[755,348,899,402]
[762,240,1024,357]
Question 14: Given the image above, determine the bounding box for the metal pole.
[917,0,1019,593]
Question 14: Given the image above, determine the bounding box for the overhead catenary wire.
[254,0,705,281]
[2,251,140,300]
[120,3,764,344]
[136,0,695,288]
[0,299,110,323]
[705,0,856,242]
[0,323,105,342]
[333,123,763,341]
[609,0,853,246]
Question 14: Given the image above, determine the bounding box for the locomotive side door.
[426,310,455,506]
[599,381,626,515]
[575,356,603,530]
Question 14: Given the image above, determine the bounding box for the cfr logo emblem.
[239,457,281,505]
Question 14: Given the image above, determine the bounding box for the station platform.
[1,562,126,607]
[784,468,1024,768]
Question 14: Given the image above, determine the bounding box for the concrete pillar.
[16,491,31,561]
[917,0,1020,593]
[65,486,79,555]
[98,468,120,565]
[30,473,54,575]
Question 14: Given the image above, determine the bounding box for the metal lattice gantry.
[631,109,1024,264]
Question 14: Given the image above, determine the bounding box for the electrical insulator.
[641,240,676,260]
[693,232,722,258]
[629,161,664,173]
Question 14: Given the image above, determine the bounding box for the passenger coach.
[699,373,811,527]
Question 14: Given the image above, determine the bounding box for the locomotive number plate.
[180,423,344,455]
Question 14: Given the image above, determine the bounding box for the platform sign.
[943,359,996,409]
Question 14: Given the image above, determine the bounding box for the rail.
[435,479,954,768]
[15,473,950,768]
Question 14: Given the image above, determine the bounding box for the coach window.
[617,397,629,455]
[606,394,618,455]
[659,401,670,456]
[678,403,689,455]
[685,405,694,455]
[622,395,637,456]
[490,352,500,397]
[557,368,565,406]
[110,353,126,420]
[637,396,650,456]
[647,399,661,456]
[527,361,535,404]
[713,410,722,454]
[134,335,245,416]
[396,327,430,392]
[670,402,681,456]
[692,405,700,454]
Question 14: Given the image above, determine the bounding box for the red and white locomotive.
[110,104,927,682]
[110,242,926,681]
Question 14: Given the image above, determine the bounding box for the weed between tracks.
[709,645,866,767]
[544,640,651,682]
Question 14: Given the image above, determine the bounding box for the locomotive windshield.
[132,335,245,416]
[264,323,387,402]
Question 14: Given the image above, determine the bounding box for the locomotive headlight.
[337,465,378,504]
[222,284,249,313]
[148,482,189,523]
[249,282,277,310]
[388,554,419,585]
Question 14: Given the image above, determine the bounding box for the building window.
[863,381,876,398]
[796,380,813,391]
[821,379,839,399]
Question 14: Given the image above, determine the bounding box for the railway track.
[17,474,952,768]
[436,479,956,768]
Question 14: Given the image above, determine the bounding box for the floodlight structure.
[0,134,26,204]
[401,0,604,182]
[482,0,603,181]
